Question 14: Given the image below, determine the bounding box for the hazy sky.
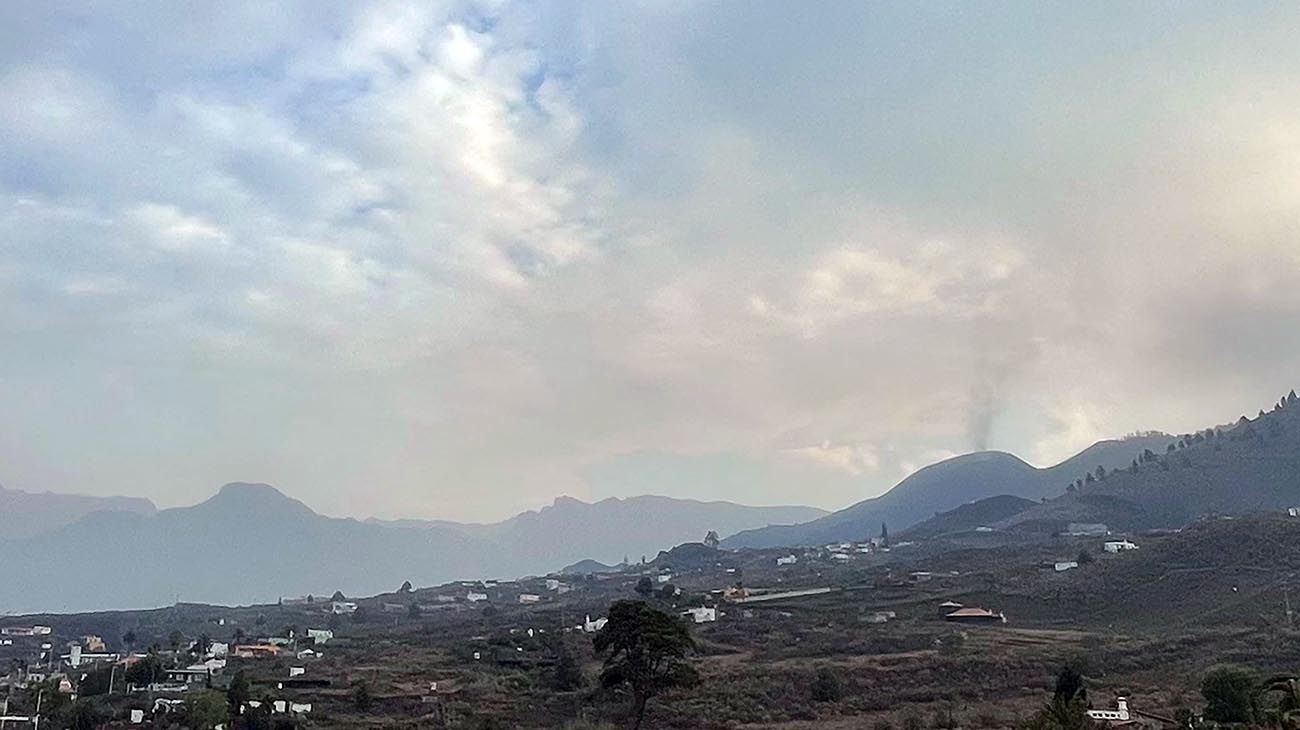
[3,2,1300,522]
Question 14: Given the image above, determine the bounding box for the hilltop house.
[330,601,357,615]
[1104,540,1139,553]
[944,607,1006,624]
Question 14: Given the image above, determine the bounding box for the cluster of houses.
[0,619,341,726]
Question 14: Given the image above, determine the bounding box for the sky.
[3,2,1300,522]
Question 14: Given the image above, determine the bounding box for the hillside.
[0,484,824,613]
[0,483,156,540]
[900,494,1038,539]
[967,512,1300,630]
[997,391,1300,533]
[723,434,1172,549]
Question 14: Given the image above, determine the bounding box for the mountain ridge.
[723,434,1174,548]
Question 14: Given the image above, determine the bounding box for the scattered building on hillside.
[153,698,185,714]
[831,553,851,562]
[306,628,333,645]
[466,591,489,603]
[683,607,718,623]
[65,644,121,668]
[939,600,963,610]
[81,635,106,652]
[518,594,542,604]
[233,644,281,659]
[209,642,228,657]
[582,615,608,633]
[1087,697,1130,723]
[1054,561,1079,572]
[1289,507,1300,518]
[1104,540,1139,553]
[1,626,52,637]
[330,600,357,615]
[944,607,1006,624]
[1066,523,1110,537]
[776,555,798,566]
[910,571,934,583]
[864,611,895,624]
[722,585,749,600]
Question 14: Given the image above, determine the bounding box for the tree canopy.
[594,600,698,730]
[1201,664,1258,724]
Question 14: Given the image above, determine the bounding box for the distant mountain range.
[722,434,1173,548]
[0,483,155,540]
[6,389,1297,614]
[0,484,823,613]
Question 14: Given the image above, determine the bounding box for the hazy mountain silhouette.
[377,495,826,568]
[722,434,1173,549]
[0,483,156,540]
[0,484,823,613]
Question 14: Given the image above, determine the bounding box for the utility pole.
[32,689,42,730]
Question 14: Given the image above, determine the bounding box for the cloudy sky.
[3,2,1299,522]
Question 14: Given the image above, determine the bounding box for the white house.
[1103,540,1138,553]
[1086,697,1130,722]
[330,601,357,615]
[1,626,52,637]
[466,592,489,602]
[831,553,851,562]
[1054,561,1079,572]
[305,628,333,645]
[582,615,608,633]
[775,555,798,566]
[683,607,718,623]
[209,642,229,658]
[518,594,542,604]
[289,667,305,677]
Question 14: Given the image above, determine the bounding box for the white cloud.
[4,2,1300,520]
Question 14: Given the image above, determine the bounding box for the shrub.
[811,665,845,702]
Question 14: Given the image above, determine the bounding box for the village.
[6,514,1255,730]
